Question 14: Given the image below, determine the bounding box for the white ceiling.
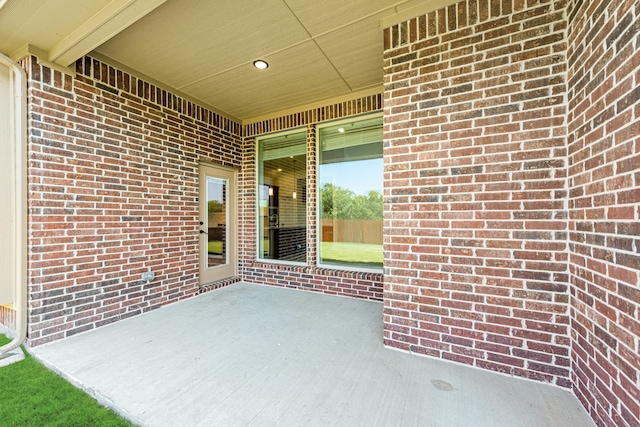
[0,0,449,122]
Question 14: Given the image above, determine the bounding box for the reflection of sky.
[320,158,382,195]
[207,177,225,203]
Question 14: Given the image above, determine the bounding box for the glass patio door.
[199,163,237,285]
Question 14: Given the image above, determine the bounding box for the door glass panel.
[199,164,236,285]
[206,176,227,267]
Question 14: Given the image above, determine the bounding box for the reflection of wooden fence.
[321,219,383,245]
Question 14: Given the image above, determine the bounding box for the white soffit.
[182,40,352,120]
[285,0,419,36]
[0,0,167,66]
[50,0,168,66]
[1,0,454,121]
[0,0,112,55]
[314,15,386,90]
[95,0,312,90]
[94,0,436,119]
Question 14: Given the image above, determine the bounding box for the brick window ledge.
[241,261,383,301]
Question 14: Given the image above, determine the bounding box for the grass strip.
[320,241,383,267]
[0,334,135,427]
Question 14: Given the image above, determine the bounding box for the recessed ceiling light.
[338,128,345,133]
[253,60,269,70]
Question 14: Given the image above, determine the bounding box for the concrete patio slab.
[32,282,594,427]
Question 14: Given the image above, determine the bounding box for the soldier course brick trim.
[244,95,383,137]
[76,57,242,137]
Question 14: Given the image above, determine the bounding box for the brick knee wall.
[25,55,242,346]
[383,1,571,385]
[567,0,640,426]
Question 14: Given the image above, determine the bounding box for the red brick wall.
[25,55,242,346]
[567,0,640,425]
[20,52,384,345]
[12,7,639,426]
[383,1,571,386]
[241,98,384,301]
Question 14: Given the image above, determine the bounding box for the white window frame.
[255,127,308,267]
[315,113,384,274]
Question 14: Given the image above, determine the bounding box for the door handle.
[199,229,208,235]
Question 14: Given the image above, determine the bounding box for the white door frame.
[198,162,237,285]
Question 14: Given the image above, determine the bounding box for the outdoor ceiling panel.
[0,0,401,121]
[284,0,392,37]
[0,0,112,55]
[284,0,408,37]
[95,0,310,90]
[182,41,351,119]
[314,16,385,91]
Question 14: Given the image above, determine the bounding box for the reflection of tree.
[320,183,382,220]
[208,200,223,213]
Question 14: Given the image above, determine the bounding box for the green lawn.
[320,241,383,267]
[0,335,135,427]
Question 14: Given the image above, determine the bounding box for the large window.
[257,130,307,263]
[317,115,383,270]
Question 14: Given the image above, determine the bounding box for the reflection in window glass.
[257,130,307,263]
[206,177,227,267]
[318,115,383,269]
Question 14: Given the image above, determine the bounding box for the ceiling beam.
[48,0,167,67]
[11,44,76,76]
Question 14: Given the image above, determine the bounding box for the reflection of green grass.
[208,241,223,255]
[0,334,134,427]
[320,242,383,267]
